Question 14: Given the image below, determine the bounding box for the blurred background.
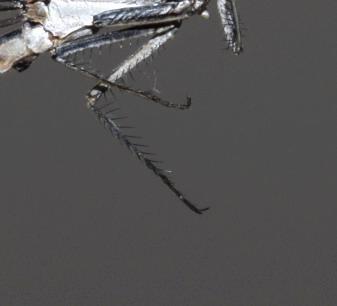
[0,0,336,305]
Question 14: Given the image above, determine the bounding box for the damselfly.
[0,0,243,214]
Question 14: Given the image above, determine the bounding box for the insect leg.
[55,25,207,213]
[93,1,192,28]
[87,26,177,103]
[86,26,209,214]
[89,99,209,214]
[217,0,243,54]
[53,27,190,110]
[53,27,156,60]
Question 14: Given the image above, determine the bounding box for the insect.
[0,0,242,214]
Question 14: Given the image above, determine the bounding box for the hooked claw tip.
[193,206,210,214]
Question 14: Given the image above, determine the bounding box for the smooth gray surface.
[0,1,336,305]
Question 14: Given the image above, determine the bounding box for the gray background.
[0,0,336,305]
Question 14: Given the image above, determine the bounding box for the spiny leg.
[54,25,206,213]
[86,25,179,102]
[93,1,193,28]
[106,82,192,110]
[217,0,243,54]
[90,102,208,214]
[86,26,209,214]
[57,61,191,110]
[53,26,190,110]
[54,27,156,60]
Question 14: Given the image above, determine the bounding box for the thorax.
[26,0,163,39]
